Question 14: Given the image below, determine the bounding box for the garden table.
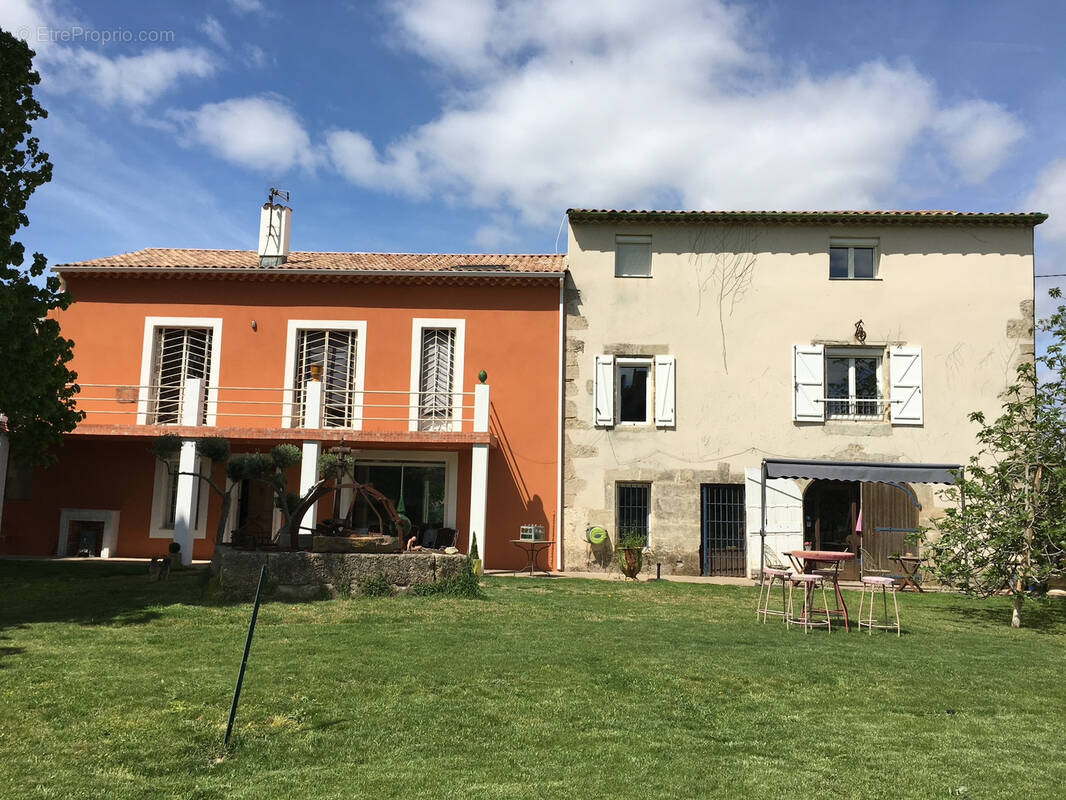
[789,550,856,632]
[510,539,555,576]
[891,555,925,592]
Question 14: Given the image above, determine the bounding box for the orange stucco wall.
[2,274,561,570]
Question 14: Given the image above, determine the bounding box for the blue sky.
[4,0,1066,286]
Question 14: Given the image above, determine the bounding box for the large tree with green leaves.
[0,30,82,465]
[926,290,1066,628]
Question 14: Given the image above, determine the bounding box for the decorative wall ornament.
[854,319,867,344]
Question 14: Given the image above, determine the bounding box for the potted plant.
[616,528,646,579]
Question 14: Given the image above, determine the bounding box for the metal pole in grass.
[225,565,267,746]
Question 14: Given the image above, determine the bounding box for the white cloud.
[229,0,264,13]
[934,100,1025,184]
[1026,159,1066,244]
[2,1,218,107]
[473,214,520,251]
[201,16,228,49]
[386,0,754,78]
[326,130,425,196]
[329,0,946,224]
[243,44,267,68]
[0,0,64,54]
[45,46,217,107]
[174,95,318,172]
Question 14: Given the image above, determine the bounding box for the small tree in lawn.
[925,290,1066,628]
[153,437,322,547]
[154,435,238,545]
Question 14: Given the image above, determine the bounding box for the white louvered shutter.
[419,328,456,431]
[594,355,615,427]
[890,346,923,426]
[793,344,825,422]
[150,327,212,424]
[654,355,676,427]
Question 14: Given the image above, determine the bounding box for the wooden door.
[860,482,919,573]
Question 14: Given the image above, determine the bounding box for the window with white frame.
[148,327,213,424]
[150,456,208,539]
[829,239,878,279]
[825,348,883,419]
[408,319,466,433]
[138,317,222,426]
[284,320,367,430]
[418,328,456,430]
[616,482,651,547]
[293,329,358,427]
[593,354,675,427]
[347,451,459,531]
[617,358,652,424]
[615,234,652,277]
[793,344,923,426]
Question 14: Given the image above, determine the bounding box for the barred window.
[616,482,651,547]
[418,328,456,431]
[149,327,212,425]
[293,329,358,428]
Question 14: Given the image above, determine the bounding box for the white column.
[298,378,323,542]
[173,378,204,566]
[469,383,490,561]
[0,416,9,536]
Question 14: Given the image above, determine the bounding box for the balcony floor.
[68,423,497,449]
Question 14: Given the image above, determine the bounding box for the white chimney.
[258,202,292,266]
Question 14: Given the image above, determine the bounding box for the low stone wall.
[211,547,468,601]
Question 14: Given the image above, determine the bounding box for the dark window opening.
[618,364,649,423]
[616,482,650,546]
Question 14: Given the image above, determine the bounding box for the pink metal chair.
[857,575,901,636]
[787,573,832,634]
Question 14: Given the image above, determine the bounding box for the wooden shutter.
[793,344,824,422]
[594,355,615,426]
[654,355,676,427]
[890,346,923,426]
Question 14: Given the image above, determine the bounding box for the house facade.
[562,209,1043,577]
[0,204,565,571]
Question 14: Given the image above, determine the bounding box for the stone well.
[211,547,468,601]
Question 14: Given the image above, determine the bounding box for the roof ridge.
[81,247,559,258]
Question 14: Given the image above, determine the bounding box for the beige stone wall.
[563,220,1036,575]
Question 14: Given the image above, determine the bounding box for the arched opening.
[803,479,860,552]
[803,479,920,579]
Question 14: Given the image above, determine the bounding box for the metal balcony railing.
[67,380,487,434]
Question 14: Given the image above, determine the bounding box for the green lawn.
[0,562,1064,800]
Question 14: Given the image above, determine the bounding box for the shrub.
[358,574,395,598]
[411,558,483,599]
[167,541,181,555]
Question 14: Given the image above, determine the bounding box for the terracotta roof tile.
[566,209,1047,226]
[57,249,565,274]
